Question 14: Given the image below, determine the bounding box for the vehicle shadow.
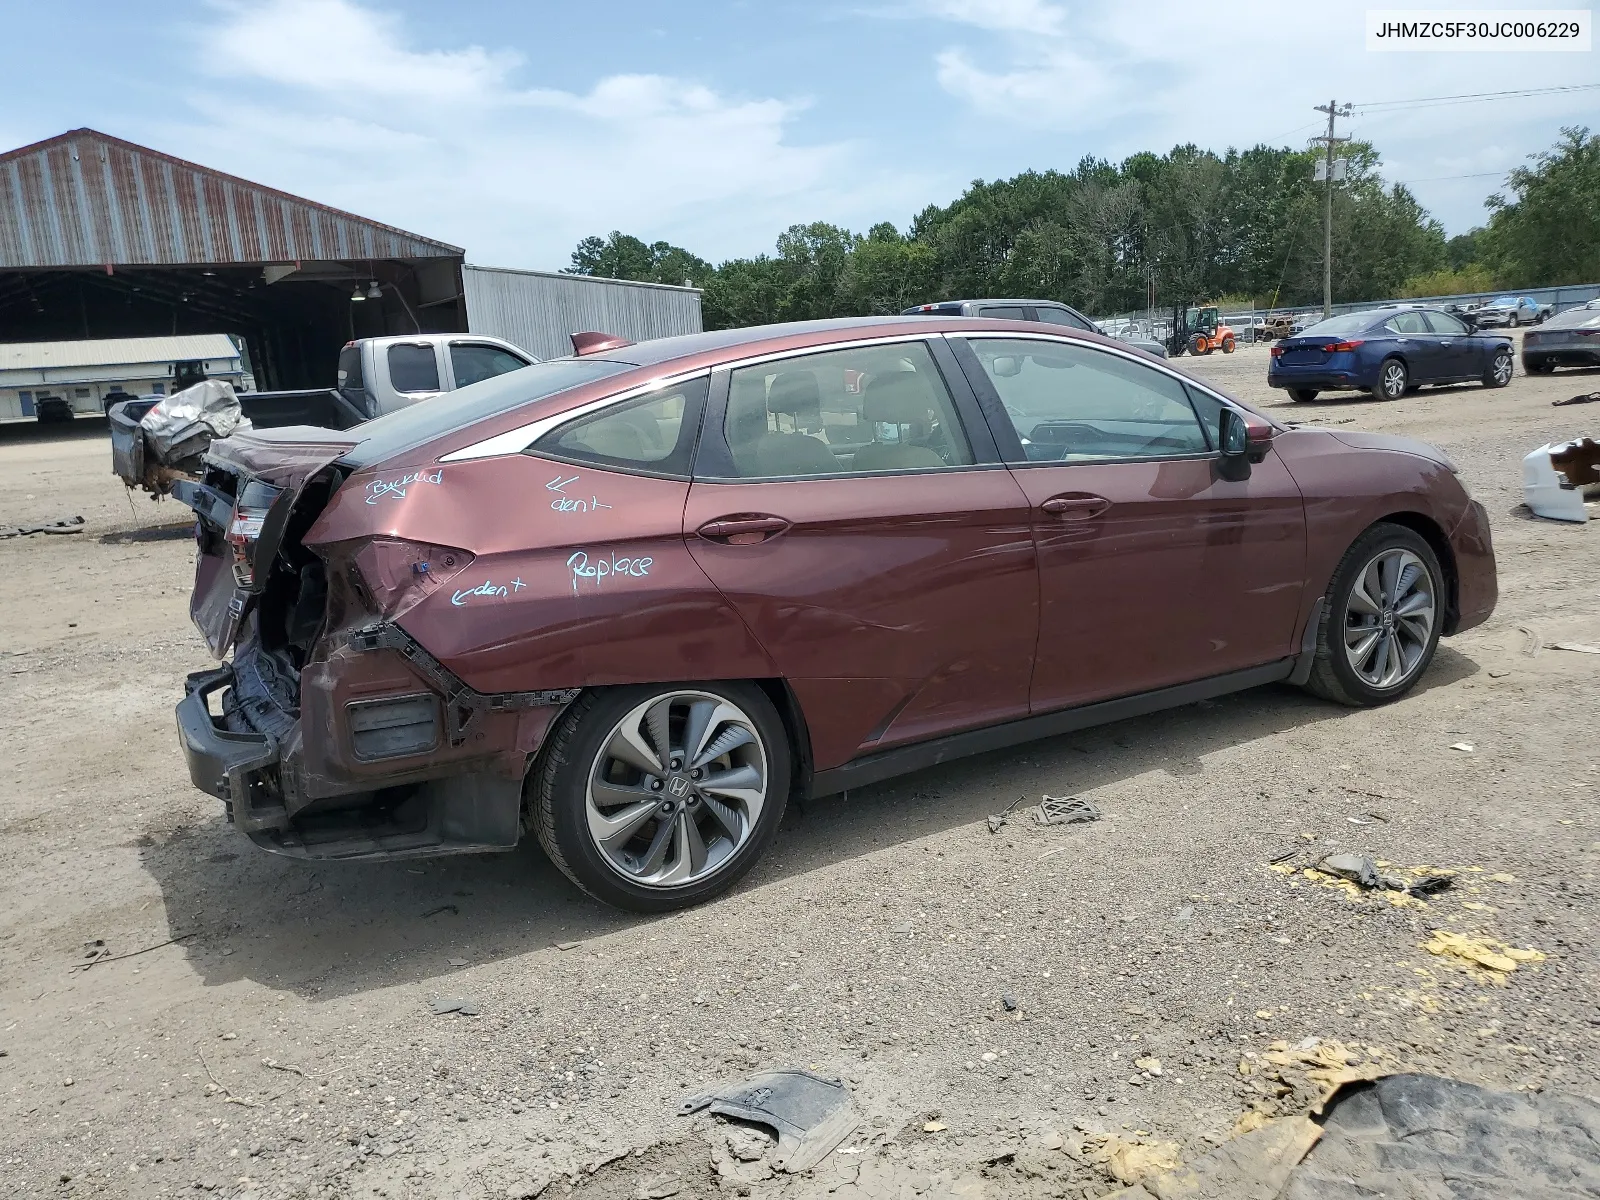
[136,647,1479,1001]
[99,521,194,544]
[0,415,109,446]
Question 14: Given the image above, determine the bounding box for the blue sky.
[3,1,1595,270]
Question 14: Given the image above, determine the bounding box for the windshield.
[341,357,633,467]
[1491,296,1516,306]
[1297,312,1375,337]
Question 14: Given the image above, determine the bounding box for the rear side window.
[1383,311,1428,335]
[978,306,1028,320]
[450,343,530,388]
[387,344,441,394]
[1035,306,1095,332]
[535,377,708,477]
[336,345,365,393]
[722,341,973,478]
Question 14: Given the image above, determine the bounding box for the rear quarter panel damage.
[304,454,779,696]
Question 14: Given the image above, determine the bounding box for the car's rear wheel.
[1377,357,1408,400]
[1483,348,1513,388]
[1303,523,1442,707]
[1290,388,1319,402]
[531,683,790,912]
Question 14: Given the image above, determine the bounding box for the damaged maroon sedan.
[175,316,1496,911]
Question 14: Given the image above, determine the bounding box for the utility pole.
[1312,99,1351,318]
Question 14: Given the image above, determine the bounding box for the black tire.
[1508,312,1519,328]
[1290,388,1319,402]
[531,682,791,912]
[1190,334,1207,356]
[1377,356,1408,400]
[1482,348,1514,388]
[1303,523,1444,708]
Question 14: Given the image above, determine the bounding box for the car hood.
[1326,430,1456,470]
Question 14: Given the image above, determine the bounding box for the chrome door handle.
[696,514,792,544]
[1040,495,1110,520]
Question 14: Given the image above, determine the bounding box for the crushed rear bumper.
[176,666,282,830]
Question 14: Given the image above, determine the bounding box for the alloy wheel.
[1342,548,1435,689]
[584,691,769,889]
[1380,361,1407,399]
[1492,353,1513,385]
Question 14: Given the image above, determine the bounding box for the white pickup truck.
[111,333,537,494]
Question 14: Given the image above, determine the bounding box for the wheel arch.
[1372,511,1460,634]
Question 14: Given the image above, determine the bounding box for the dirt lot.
[1,340,1596,1199]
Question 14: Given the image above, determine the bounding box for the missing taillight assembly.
[350,539,474,619]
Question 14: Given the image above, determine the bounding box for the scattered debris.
[922,1120,948,1133]
[1318,853,1379,889]
[430,997,481,1016]
[72,931,194,971]
[1085,1132,1182,1187]
[1518,626,1543,657]
[1272,852,1454,906]
[1551,641,1600,654]
[1002,991,1018,1012]
[1551,390,1600,406]
[1522,437,1600,523]
[1450,742,1475,752]
[679,1068,858,1172]
[197,1048,256,1107]
[1134,1056,1162,1076]
[421,904,457,918]
[1421,931,1544,983]
[260,1059,313,1078]
[986,796,1028,834]
[1037,795,1101,825]
[555,941,580,951]
[0,515,85,539]
[633,1171,682,1199]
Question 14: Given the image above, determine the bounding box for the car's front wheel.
[1303,523,1443,707]
[531,683,790,912]
[1377,357,1408,400]
[1483,348,1513,388]
[1508,312,1519,328]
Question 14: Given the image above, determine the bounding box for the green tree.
[565,231,712,286]
[1481,127,1600,286]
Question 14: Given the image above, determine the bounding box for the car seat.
[851,373,947,472]
[748,371,836,476]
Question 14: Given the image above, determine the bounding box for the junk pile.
[1522,436,1600,523]
[110,380,250,498]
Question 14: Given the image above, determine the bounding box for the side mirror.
[1217,408,1274,482]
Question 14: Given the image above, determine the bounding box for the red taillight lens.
[351,539,474,620]
[1270,345,1284,357]
[1325,340,1365,353]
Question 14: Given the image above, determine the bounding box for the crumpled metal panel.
[0,128,461,268]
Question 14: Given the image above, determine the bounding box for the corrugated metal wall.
[0,129,460,267]
[462,265,703,359]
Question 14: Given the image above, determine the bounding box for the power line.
[1351,83,1600,112]
[1396,169,1512,185]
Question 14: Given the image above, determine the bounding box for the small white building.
[0,334,247,420]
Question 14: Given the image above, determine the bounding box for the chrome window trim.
[944,329,1264,426]
[439,367,712,462]
[714,333,941,375]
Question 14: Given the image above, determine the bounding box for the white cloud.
[167,0,927,266]
[909,0,1599,231]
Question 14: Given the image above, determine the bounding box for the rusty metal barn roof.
[0,129,462,269]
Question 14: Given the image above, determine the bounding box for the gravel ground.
[0,338,1596,1199]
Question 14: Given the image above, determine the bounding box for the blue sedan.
[1268,306,1514,402]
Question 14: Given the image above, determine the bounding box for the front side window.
[967,337,1208,462]
[1423,311,1468,336]
[535,377,707,476]
[1034,306,1096,332]
[1384,311,1428,335]
[977,305,1028,320]
[387,343,441,394]
[722,341,973,478]
[450,343,530,388]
